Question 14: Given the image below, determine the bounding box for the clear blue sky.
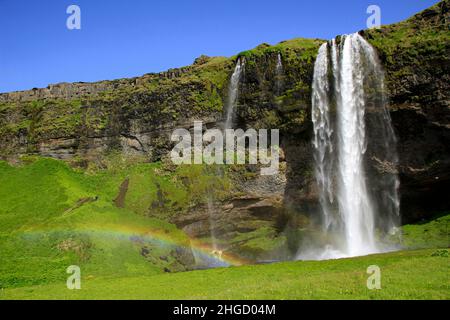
[0,0,441,93]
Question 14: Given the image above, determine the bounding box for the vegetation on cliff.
[0,157,230,288]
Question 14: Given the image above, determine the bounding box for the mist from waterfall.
[300,33,400,260]
[225,58,245,129]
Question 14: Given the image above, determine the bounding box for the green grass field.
[0,157,200,289]
[1,249,448,300]
[0,157,448,300]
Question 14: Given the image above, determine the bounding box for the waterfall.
[202,59,244,261]
[311,43,335,231]
[224,58,244,129]
[207,195,218,251]
[275,53,283,95]
[302,33,400,260]
[276,53,283,74]
[337,34,377,256]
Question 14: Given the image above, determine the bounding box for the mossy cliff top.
[0,36,323,160]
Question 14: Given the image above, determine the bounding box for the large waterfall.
[302,33,400,260]
[224,58,245,129]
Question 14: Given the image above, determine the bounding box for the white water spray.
[302,33,400,260]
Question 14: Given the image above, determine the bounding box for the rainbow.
[18,222,250,267]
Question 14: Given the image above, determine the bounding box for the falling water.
[202,59,244,262]
[337,34,378,256]
[276,53,283,73]
[275,53,283,95]
[207,195,218,251]
[224,58,245,129]
[302,33,400,260]
[311,43,335,231]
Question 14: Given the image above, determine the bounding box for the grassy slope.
[0,157,197,288]
[1,249,448,300]
[401,213,449,249]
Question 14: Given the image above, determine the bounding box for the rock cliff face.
[0,1,448,256]
[364,0,450,222]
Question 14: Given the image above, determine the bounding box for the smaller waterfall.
[225,58,244,129]
[275,53,284,95]
[203,60,244,261]
[276,53,283,73]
